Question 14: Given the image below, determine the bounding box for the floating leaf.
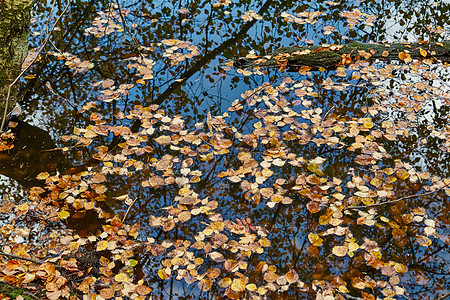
[115,273,130,282]
[285,269,299,284]
[396,169,410,180]
[308,233,323,247]
[198,278,213,291]
[332,245,348,257]
[416,235,432,247]
[36,172,50,180]
[96,240,108,251]
[419,48,427,57]
[209,251,225,262]
[230,278,246,292]
[59,210,70,220]
[398,51,412,62]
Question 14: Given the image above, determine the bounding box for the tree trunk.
[234,41,450,70]
[0,0,32,120]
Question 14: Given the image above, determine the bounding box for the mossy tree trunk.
[0,0,32,120]
[234,41,450,69]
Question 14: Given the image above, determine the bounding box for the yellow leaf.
[230,278,246,292]
[59,210,70,220]
[115,273,129,282]
[36,172,50,180]
[396,169,410,180]
[246,284,257,291]
[24,74,35,80]
[257,287,268,295]
[394,262,408,273]
[419,48,427,57]
[198,278,213,291]
[259,237,271,247]
[348,242,359,252]
[308,233,323,247]
[285,269,299,284]
[339,285,349,293]
[362,118,374,129]
[218,277,232,288]
[96,240,108,251]
[158,269,170,280]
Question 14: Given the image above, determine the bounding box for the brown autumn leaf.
[179,195,199,205]
[355,154,375,165]
[264,270,278,283]
[285,269,299,284]
[198,278,213,291]
[154,135,172,145]
[162,219,175,232]
[396,169,410,180]
[99,288,115,299]
[332,245,348,257]
[178,211,191,223]
[136,285,152,296]
[230,278,246,292]
[307,201,321,214]
[209,251,225,262]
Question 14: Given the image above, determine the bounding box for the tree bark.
[0,0,32,117]
[234,41,450,70]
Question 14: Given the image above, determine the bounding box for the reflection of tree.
[0,0,32,121]
[0,118,67,187]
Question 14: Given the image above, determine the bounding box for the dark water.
[0,0,449,299]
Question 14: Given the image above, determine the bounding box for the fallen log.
[234,41,450,70]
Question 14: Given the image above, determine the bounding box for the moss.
[0,281,42,300]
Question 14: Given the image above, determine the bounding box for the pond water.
[0,0,449,299]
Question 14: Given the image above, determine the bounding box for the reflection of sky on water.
[0,0,449,298]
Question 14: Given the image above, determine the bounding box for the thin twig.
[122,197,138,222]
[0,251,46,265]
[1,0,74,131]
[0,251,65,270]
[323,105,336,119]
[344,182,450,211]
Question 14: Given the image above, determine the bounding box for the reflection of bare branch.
[150,0,275,105]
[344,182,450,211]
[1,0,74,131]
[108,0,274,150]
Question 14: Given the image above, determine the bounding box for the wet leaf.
[332,245,348,257]
[230,278,246,292]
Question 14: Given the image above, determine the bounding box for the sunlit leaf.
[308,233,323,247]
[332,245,348,257]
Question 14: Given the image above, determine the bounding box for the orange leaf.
[419,48,427,57]
[398,51,412,62]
